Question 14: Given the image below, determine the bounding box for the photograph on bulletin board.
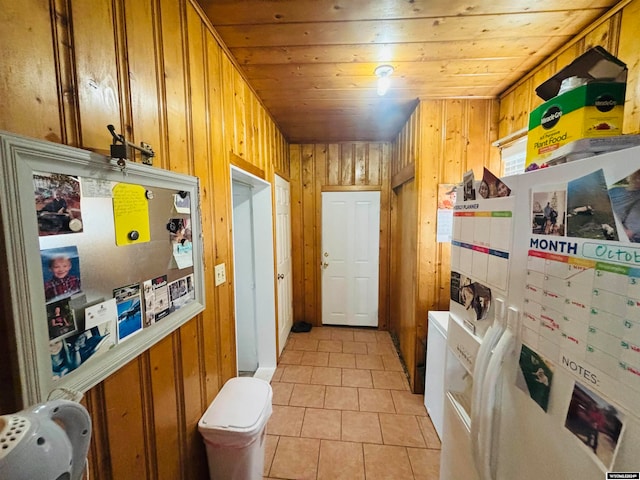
[168,274,196,312]
[50,320,115,380]
[113,283,143,342]
[152,275,171,321]
[46,299,77,342]
[41,246,82,303]
[168,217,193,269]
[33,172,83,236]
[174,192,191,213]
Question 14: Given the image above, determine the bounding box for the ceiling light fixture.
[374,65,394,96]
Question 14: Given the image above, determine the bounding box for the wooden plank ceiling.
[197,0,621,143]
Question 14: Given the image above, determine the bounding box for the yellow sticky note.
[112,183,151,245]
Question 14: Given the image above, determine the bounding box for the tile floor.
[264,326,441,479]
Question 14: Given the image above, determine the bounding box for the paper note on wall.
[112,183,151,245]
[85,298,117,330]
[172,241,193,269]
[437,209,453,242]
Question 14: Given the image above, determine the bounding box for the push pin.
[128,230,140,241]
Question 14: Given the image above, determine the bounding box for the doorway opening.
[231,166,277,382]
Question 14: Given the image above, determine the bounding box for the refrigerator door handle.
[470,322,504,467]
[477,327,516,480]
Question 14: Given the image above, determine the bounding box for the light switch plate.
[214,263,226,286]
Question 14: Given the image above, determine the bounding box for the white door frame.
[230,166,277,382]
[232,182,258,373]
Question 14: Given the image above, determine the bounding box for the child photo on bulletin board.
[41,246,82,303]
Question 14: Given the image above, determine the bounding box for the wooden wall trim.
[321,185,381,192]
[113,0,132,150]
[230,151,266,179]
[51,0,80,146]
[391,163,415,190]
[378,142,392,330]
[172,330,188,479]
[85,384,112,480]
[139,353,157,478]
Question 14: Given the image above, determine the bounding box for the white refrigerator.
[441,145,640,480]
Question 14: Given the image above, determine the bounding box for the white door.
[321,191,380,327]
[275,175,293,354]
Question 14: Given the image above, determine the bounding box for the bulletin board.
[0,130,205,406]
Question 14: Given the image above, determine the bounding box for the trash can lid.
[198,377,273,436]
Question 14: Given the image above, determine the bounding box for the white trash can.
[198,377,273,480]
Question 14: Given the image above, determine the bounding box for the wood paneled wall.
[0,0,287,478]
[390,100,500,392]
[289,143,392,330]
[499,0,640,139]
[3,0,639,477]
[390,177,417,387]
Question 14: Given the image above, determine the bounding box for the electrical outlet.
[214,263,226,286]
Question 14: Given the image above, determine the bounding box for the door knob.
[322,262,329,269]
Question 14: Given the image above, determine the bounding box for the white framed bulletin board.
[0,130,205,406]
